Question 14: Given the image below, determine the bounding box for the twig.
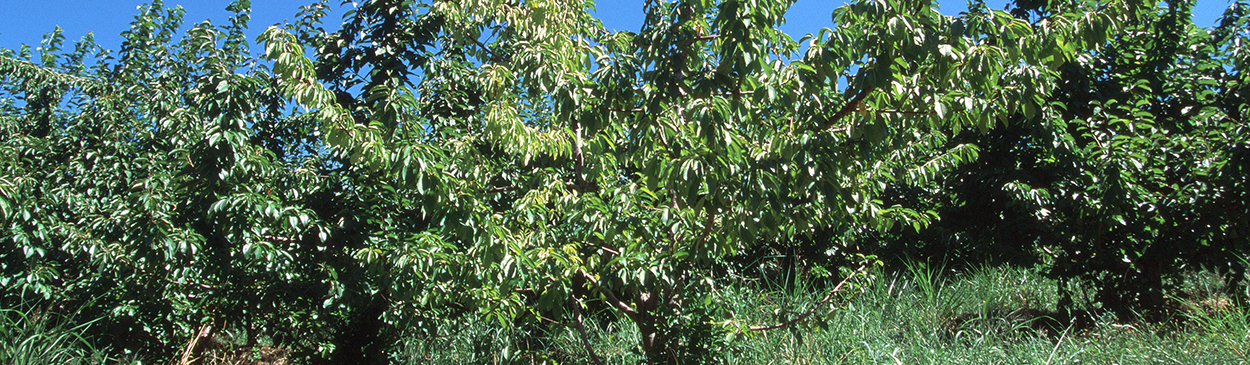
[582,241,621,256]
[485,186,520,193]
[748,265,867,331]
[261,235,300,244]
[471,37,506,63]
[573,118,587,191]
[682,34,722,46]
[875,109,931,115]
[537,315,563,326]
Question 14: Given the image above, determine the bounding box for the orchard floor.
[4,266,1247,364]
[391,266,1249,364]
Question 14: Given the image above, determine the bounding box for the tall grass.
[392,265,1249,364]
[0,307,111,365]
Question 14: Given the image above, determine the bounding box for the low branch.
[581,269,638,320]
[748,265,867,331]
[570,298,606,365]
[693,211,718,249]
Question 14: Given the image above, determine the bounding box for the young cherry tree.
[262,0,1134,360]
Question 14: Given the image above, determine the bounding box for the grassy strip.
[5,265,1244,364]
[393,265,1248,364]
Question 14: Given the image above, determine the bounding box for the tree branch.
[748,265,867,331]
[821,87,878,132]
[693,211,718,249]
[682,34,722,46]
[570,297,606,365]
[581,269,638,320]
[875,109,931,115]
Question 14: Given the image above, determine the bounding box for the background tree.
[873,0,1249,319]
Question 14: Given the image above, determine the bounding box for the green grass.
[391,265,1249,364]
[7,265,1246,364]
[719,265,1247,364]
[0,306,113,365]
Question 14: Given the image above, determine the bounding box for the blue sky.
[0,0,1232,55]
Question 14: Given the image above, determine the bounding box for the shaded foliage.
[872,0,1250,319]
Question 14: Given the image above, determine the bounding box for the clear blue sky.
[0,0,1231,55]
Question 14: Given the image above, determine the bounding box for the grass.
[6,265,1246,364]
[724,265,1247,364]
[0,305,113,365]
[390,265,1249,364]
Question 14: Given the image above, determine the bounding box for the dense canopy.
[1,0,1246,363]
